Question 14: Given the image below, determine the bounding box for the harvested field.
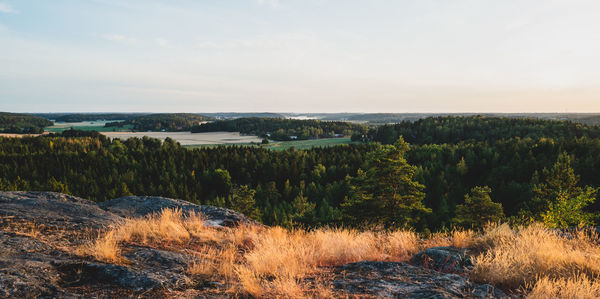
[102,131,262,145]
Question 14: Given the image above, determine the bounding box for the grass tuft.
[470,223,600,291]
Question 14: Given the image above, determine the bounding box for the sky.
[1,0,600,113]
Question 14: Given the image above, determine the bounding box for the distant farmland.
[102,131,262,145]
[45,121,133,133]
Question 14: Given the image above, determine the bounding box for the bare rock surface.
[333,261,507,298]
[0,191,122,229]
[0,231,74,298]
[0,191,246,297]
[53,260,189,291]
[410,247,473,274]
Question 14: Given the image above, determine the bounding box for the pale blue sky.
[1,0,600,113]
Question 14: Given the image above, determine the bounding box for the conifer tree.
[453,186,503,229]
[229,185,261,220]
[533,152,597,227]
[342,137,430,228]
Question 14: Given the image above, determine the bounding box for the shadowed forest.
[1,116,598,231]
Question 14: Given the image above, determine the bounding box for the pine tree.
[48,177,70,194]
[342,137,430,228]
[533,152,598,227]
[229,185,261,220]
[291,191,316,224]
[453,186,503,229]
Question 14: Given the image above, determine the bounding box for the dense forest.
[0,112,53,134]
[105,113,214,131]
[191,117,369,141]
[328,113,600,125]
[370,116,600,145]
[1,116,599,230]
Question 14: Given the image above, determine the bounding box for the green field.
[263,137,355,150]
[45,121,133,133]
[184,137,356,151]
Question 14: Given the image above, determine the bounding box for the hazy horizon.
[2,0,600,113]
[13,111,600,115]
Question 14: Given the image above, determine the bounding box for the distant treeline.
[320,113,600,125]
[34,113,147,123]
[201,112,286,119]
[0,112,53,134]
[191,117,369,141]
[105,113,214,132]
[369,116,600,145]
[1,116,599,229]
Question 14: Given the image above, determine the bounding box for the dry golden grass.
[470,223,600,292]
[527,275,600,299]
[419,228,476,249]
[232,227,422,297]
[85,209,424,297]
[450,229,476,248]
[10,222,43,239]
[83,208,208,263]
[88,230,122,263]
[84,208,599,298]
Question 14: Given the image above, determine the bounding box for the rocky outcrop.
[0,191,121,229]
[0,231,72,298]
[99,195,260,227]
[0,191,256,298]
[0,191,508,298]
[333,261,506,298]
[410,247,473,274]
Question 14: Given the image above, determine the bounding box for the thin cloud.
[255,0,281,8]
[0,2,18,14]
[155,38,169,47]
[101,34,137,45]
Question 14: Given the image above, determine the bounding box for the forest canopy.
[105,113,214,132]
[370,116,600,145]
[1,116,599,230]
[0,112,53,134]
[191,117,369,140]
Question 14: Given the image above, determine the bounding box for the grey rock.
[0,231,76,298]
[333,261,507,298]
[0,191,122,229]
[410,247,473,274]
[99,195,260,227]
[124,246,190,273]
[53,260,189,291]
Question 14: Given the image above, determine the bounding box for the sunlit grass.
[84,208,599,297]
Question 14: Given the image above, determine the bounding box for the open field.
[263,137,355,150]
[0,130,350,150]
[45,121,133,133]
[102,131,262,146]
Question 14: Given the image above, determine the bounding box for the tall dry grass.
[470,223,600,293]
[84,208,207,263]
[85,209,422,297]
[233,227,421,297]
[85,208,599,298]
[526,275,600,299]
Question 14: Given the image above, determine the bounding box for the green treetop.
[533,152,598,228]
[453,186,504,229]
[342,137,430,228]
